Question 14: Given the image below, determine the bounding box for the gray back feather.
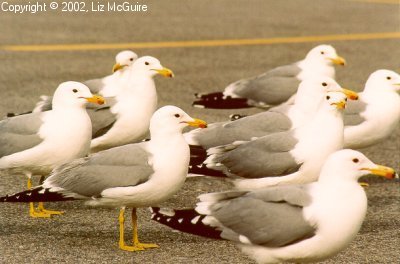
[33,96,53,111]
[345,99,367,114]
[218,131,301,178]
[208,185,315,247]
[344,114,366,126]
[232,64,302,105]
[86,97,118,138]
[83,78,106,94]
[344,99,368,126]
[0,113,44,158]
[195,109,292,149]
[47,143,153,197]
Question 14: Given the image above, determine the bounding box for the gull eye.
[386,76,391,80]
[174,114,180,118]
[145,61,149,65]
[345,98,348,102]
[320,51,325,55]
[322,82,327,87]
[326,96,330,100]
[72,89,78,93]
[130,58,134,61]
[352,158,359,163]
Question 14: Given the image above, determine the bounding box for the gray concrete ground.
[0,0,399,263]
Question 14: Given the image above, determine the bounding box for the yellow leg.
[27,177,51,218]
[131,208,158,249]
[35,176,63,215]
[37,202,64,215]
[118,207,144,251]
[27,177,33,189]
[118,208,159,251]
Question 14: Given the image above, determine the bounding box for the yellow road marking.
[347,0,399,4]
[1,32,400,52]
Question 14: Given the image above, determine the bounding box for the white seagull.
[185,77,357,149]
[204,91,347,189]
[88,56,174,152]
[0,106,207,251]
[344,69,400,149]
[192,44,346,109]
[0,81,104,217]
[196,150,396,263]
[150,150,396,264]
[32,50,138,112]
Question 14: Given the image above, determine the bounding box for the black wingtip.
[189,145,208,166]
[6,111,33,118]
[189,145,227,177]
[192,92,252,109]
[229,114,248,121]
[188,164,227,178]
[0,187,75,203]
[150,207,222,239]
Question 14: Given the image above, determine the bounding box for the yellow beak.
[85,95,105,105]
[330,56,346,66]
[341,88,359,100]
[361,165,396,179]
[153,67,174,78]
[112,63,127,73]
[331,100,346,109]
[185,118,207,128]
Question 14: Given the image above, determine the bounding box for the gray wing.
[205,185,315,247]
[83,77,106,94]
[0,113,44,158]
[192,109,292,149]
[344,99,367,126]
[86,97,118,138]
[47,143,154,197]
[33,96,53,112]
[230,64,302,105]
[216,131,301,178]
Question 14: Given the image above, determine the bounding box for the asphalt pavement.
[0,0,399,263]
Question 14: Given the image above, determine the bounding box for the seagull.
[85,49,139,97]
[88,56,174,153]
[150,149,396,264]
[203,91,347,189]
[111,50,139,74]
[192,44,346,109]
[32,50,138,112]
[344,69,400,149]
[0,81,105,218]
[185,77,357,149]
[0,106,207,251]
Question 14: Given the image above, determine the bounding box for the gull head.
[322,91,347,111]
[52,81,105,109]
[149,105,207,136]
[112,50,138,73]
[297,77,358,103]
[364,69,400,94]
[305,44,346,66]
[319,149,396,182]
[131,56,174,78]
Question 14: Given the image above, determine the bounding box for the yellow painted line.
[1,32,400,52]
[347,0,399,4]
